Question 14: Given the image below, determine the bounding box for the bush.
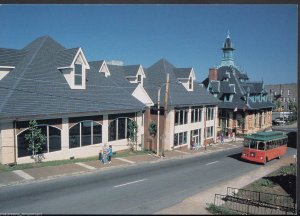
[258,178,274,187]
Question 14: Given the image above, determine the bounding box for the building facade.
[142,59,219,154]
[0,36,146,165]
[264,83,297,111]
[202,33,274,136]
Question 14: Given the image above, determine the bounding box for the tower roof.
[222,32,235,51]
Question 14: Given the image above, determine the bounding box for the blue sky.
[0,4,297,84]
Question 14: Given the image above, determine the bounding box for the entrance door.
[193,129,200,146]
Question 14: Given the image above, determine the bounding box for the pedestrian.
[221,132,224,144]
[98,148,102,164]
[108,145,113,164]
[102,144,109,164]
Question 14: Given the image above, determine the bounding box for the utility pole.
[203,106,206,151]
[157,87,161,157]
[162,73,169,157]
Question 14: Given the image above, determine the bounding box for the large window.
[69,121,102,149]
[74,64,82,86]
[174,131,187,146]
[206,126,214,138]
[206,107,214,121]
[109,118,135,141]
[137,75,142,84]
[175,109,188,125]
[17,125,61,158]
[191,108,202,123]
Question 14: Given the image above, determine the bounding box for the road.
[0,147,296,214]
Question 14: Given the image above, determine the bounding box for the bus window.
[266,142,271,150]
[243,139,249,148]
[258,142,265,150]
[249,140,257,149]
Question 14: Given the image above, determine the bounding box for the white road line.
[113,179,147,188]
[13,170,35,180]
[75,162,96,170]
[174,150,191,155]
[206,161,219,165]
[115,157,136,164]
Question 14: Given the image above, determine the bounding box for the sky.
[0,4,297,85]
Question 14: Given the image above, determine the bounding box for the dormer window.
[137,74,142,84]
[57,48,90,90]
[74,64,83,86]
[189,77,192,90]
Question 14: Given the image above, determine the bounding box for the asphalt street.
[0,146,296,214]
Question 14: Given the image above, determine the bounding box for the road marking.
[115,157,136,164]
[75,162,96,170]
[206,161,219,165]
[174,150,191,155]
[13,170,35,180]
[113,179,147,188]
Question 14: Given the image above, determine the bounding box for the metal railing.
[227,187,295,211]
[214,194,295,215]
[212,187,296,215]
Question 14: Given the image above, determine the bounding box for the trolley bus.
[241,131,288,164]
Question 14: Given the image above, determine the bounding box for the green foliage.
[277,164,296,176]
[148,121,157,136]
[258,178,274,187]
[25,120,46,163]
[127,119,138,151]
[206,204,240,215]
[288,101,297,112]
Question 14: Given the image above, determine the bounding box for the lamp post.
[157,86,161,157]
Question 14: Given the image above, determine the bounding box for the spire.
[221,31,235,67]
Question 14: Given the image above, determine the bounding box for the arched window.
[17,125,61,158]
[109,118,135,141]
[69,121,102,149]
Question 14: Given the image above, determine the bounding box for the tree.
[127,119,138,151]
[148,121,157,137]
[274,100,283,111]
[25,120,46,163]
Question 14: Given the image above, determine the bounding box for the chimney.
[209,68,218,81]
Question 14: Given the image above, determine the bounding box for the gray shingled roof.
[173,68,192,79]
[0,36,145,120]
[56,48,79,68]
[0,48,26,67]
[202,65,273,110]
[144,59,219,108]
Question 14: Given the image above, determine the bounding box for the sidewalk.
[0,140,242,188]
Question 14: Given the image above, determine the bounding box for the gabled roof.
[0,36,145,120]
[56,48,79,68]
[203,65,273,110]
[173,68,192,79]
[144,59,219,108]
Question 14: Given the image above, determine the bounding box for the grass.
[206,204,241,215]
[0,149,152,173]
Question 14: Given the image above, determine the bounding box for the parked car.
[272,117,286,125]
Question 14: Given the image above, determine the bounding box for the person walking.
[108,145,113,164]
[102,144,109,164]
[221,132,224,144]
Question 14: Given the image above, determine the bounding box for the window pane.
[69,123,80,148]
[81,121,92,146]
[179,133,183,145]
[17,130,31,158]
[75,75,82,86]
[109,120,117,141]
[191,109,195,123]
[118,118,126,140]
[184,110,188,124]
[199,109,202,122]
[195,109,198,122]
[175,111,179,125]
[49,126,61,152]
[93,122,102,144]
[183,132,187,144]
[74,64,82,86]
[174,133,178,146]
[179,110,183,125]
